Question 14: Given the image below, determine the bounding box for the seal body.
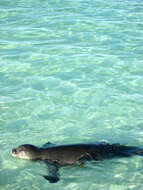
[11,142,143,183]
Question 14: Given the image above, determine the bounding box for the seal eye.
[18,146,25,152]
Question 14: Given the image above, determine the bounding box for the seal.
[11,142,143,183]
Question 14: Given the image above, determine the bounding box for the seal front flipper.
[78,153,92,164]
[43,175,59,183]
[43,161,60,183]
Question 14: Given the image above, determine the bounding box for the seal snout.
[11,148,17,156]
[12,148,17,153]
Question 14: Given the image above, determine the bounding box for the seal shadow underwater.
[11,142,143,183]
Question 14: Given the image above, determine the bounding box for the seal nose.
[11,148,17,155]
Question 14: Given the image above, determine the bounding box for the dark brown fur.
[11,142,143,183]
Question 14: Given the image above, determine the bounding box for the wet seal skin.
[11,142,143,183]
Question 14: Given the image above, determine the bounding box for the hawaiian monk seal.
[11,142,143,183]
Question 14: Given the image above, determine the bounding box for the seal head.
[11,144,40,160]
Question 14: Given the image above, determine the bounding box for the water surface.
[0,0,143,189]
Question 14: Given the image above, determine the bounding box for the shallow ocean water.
[0,0,143,189]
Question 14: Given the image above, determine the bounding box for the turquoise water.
[0,0,143,189]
